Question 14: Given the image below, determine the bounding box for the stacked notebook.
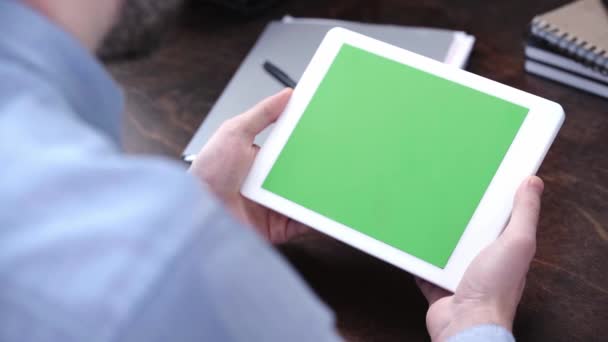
[183,16,475,160]
[524,0,608,98]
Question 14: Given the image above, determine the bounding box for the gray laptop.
[183,17,474,160]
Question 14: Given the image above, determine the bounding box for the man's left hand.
[189,89,310,244]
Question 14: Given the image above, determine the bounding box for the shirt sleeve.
[0,69,341,342]
[447,325,516,342]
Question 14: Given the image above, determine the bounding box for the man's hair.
[98,0,184,59]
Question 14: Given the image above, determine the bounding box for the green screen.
[262,44,528,268]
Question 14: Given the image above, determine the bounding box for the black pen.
[263,61,297,88]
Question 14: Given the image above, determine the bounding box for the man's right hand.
[417,176,544,341]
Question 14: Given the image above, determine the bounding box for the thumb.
[499,176,544,262]
[416,277,451,305]
[232,88,293,140]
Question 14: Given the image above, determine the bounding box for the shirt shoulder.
[0,0,124,143]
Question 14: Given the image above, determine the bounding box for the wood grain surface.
[107,0,608,340]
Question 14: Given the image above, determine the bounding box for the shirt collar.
[0,0,124,144]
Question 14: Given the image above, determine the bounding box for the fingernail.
[528,176,544,194]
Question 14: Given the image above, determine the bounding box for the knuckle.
[219,118,240,136]
[258,101,272,117]
[524,196,541,213]
[517,192,541,213]
[509,234,537,255]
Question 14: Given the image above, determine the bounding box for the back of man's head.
[25,0,124,51]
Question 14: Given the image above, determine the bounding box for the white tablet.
[241,28,564,291]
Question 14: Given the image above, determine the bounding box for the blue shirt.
[0,1,515,341]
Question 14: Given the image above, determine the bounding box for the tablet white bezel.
[241,28,564,291]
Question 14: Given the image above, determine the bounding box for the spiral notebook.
[530,0,608,74]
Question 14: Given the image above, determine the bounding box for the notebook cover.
[531,0,608,73]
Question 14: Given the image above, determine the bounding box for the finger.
[269,213,312,244]
[287,220,313,237]
[416,278,450,305]
[232,88,292,139]
[500,176,544,258]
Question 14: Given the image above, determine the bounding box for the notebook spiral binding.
[531,18,608,75]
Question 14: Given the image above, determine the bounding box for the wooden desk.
[108,0,608,340]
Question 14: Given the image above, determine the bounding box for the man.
[0,0,544,341]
